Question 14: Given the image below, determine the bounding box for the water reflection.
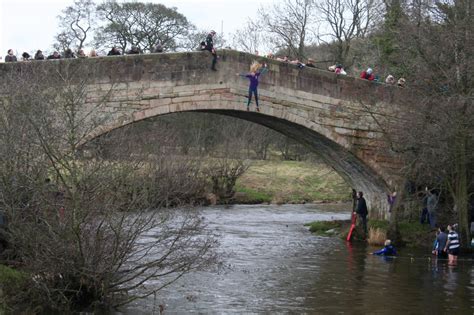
[124,204,474,314]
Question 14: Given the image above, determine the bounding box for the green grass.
[233,185,272,203]
[305,221,343,235]
[236,160,350,204]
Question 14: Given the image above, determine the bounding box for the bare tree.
[231,19,269,54]
[315,0,375,65]
[259,0,318,59]
[0,61,218,312]
[55,0,96,51]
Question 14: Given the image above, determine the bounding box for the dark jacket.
[107,48,121,56]
[205,34,214,52]
[356,197,368,217]
[47,53,61,60]
[5,55,17,62]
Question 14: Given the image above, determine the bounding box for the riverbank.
[305,219,434,248]
[234,160,350,204]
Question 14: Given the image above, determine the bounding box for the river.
[125,204,474,314]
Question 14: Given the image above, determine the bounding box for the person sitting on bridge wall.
[373,239,397,256]
[89,50,99,57]
[237,61,268,112]
[360,68,375,81]
[64,48,76,59]
[201,30,218,71]
[306,58,316,68]
[5,49,17,62]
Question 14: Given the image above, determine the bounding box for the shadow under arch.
[89,108,390,218]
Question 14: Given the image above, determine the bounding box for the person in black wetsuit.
[202,30,217,71]
[355,191,368,235]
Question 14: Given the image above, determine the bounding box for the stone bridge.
[0,50,408,219]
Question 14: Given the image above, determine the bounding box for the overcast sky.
[0,0,274,60]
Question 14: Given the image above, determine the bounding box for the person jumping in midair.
[237,61,268,112]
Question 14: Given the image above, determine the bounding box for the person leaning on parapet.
[64,48,76,59]
[5,49,17,62]
[47,51,61,60]
[385,74,396,85]
[89,50,99,57]
[306,58,316,68]
[360,68,375,81]
[127,46,141,55]
[153,42,163,53]
[107,46,121,56]
[21,52,31,61]
[355,191,368,235]
[397,78,406,88]
[201,30,218,71]
[77,49,87,58]
[34,50,45,60]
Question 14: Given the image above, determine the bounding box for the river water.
[125,204,474,314]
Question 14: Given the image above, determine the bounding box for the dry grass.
[367,227,387,245]
[236,160,350,203]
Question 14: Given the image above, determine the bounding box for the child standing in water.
[237,61,268,112]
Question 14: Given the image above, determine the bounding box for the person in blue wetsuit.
[237,61,268,112]
[373,239,397,256]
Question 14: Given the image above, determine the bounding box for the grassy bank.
[305,219,435,248]
[235,160,350,204]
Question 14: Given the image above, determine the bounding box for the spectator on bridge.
[201,30,218,71]
[335,64,347,75]
[5,49,17,62]
[276,56,289,62]
[47,51,61,60]
[385,74,396,85]
[237,61,268,112]
[360,68,375,81]
[21,52,31,61]
[373,240,397,256]
[306,58,316,68]
[127,46,141,54]
[107,46,121,56]
[397,78,406,88]
[355,191,368,235]
[89,50,98,57]
[77,49,87,58]
[153,42,163,53]
[34,50,45,60]
[64,48,76,59]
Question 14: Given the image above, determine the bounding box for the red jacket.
[360,71,375,81]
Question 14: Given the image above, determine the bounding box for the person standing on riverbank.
[427,189,439,229]
[355,191,368,235]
